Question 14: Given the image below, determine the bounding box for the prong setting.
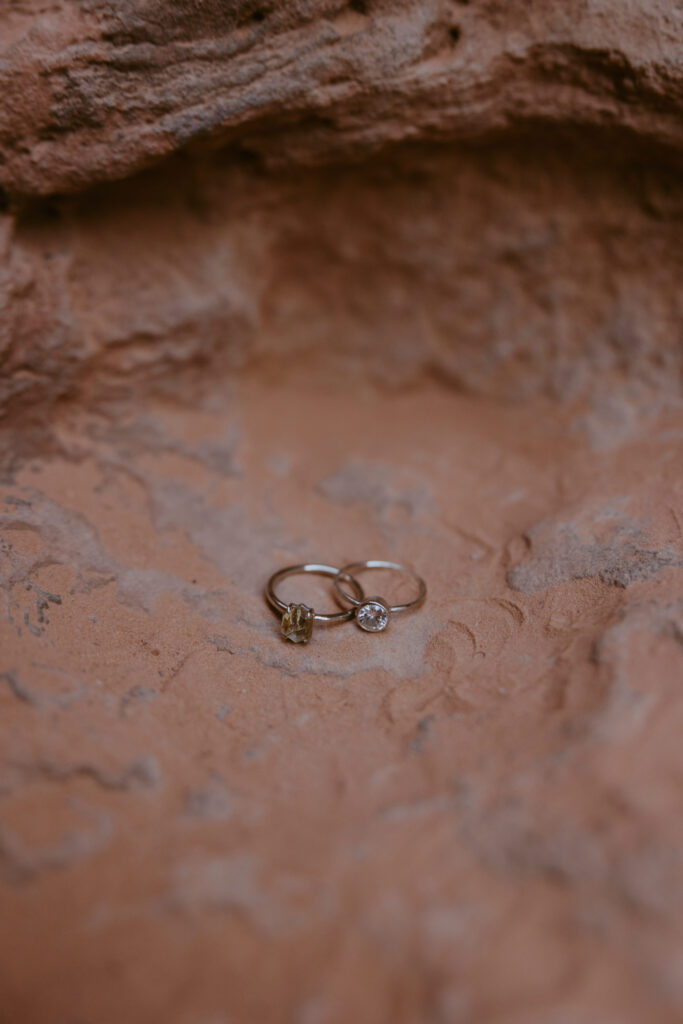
[281,603,315,643]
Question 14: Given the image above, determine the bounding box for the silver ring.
[265,563,365,644]
[333,560,426,633]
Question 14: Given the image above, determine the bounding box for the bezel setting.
[355,597,390,633]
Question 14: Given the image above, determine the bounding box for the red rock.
[1,4,683,1023]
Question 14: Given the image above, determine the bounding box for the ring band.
[333,560,426,633]
[265,563,365,644]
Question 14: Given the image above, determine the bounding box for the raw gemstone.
[281,603,314,643]
[356,598,390,632]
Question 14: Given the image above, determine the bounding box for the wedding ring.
[265,563,365,644]
[333,560,426,633]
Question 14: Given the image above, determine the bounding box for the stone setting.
[281,603,314,643]
[355,597,390,633]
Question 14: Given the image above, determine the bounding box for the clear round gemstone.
[356,599,390,632]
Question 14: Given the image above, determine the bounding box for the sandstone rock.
[1,4,683,1023]
[2,1,683,200]
[1,138,683,434]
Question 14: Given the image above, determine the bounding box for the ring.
[265,563,365,644]
[333,560,427,633]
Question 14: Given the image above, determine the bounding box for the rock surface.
[1,385,682,1024]
[2,138,683,430]
[1,1,683,419]
[2,0,683,200]
[1,3,683,1023]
